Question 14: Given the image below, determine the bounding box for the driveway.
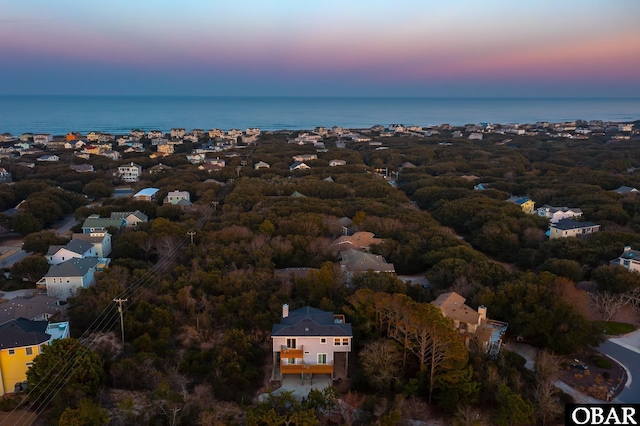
[259,374,333,401]
[0,235,28,269]
[0,288,37,300]
[506,342,603,404]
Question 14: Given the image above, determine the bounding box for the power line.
[113,298,128,345]
[3,180,236,425]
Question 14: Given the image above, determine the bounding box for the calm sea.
[0,96,638,135]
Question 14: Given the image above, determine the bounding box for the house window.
[334,338,340,346]
[288,358,296,365]
[318,354,327,364]
[8,349,15,355]
[342,338,349,346]
[286,338,296,349]
[320,338,326,344]
[25,347,33,356]
[26,362,33,367]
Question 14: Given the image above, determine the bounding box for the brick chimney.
[282,304,289,318]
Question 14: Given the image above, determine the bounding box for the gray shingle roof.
[0,296,63,323]
[551,218,598,230]
[44,257,99,278]
[62,239,94,255]
[110,210,148,222]
[271,307,352,337]
[0,318,50,349]
[339,248,395,272]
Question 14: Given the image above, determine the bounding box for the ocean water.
[0,96,639,135]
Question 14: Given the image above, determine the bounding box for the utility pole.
[187,231,196,244]
[113,298,127,345]
[212,201,219,212]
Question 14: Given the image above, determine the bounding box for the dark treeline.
[3,128,640,424]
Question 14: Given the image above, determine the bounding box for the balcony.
[36,278,47,290]
[280,363,334,375]
[281,346,303,358]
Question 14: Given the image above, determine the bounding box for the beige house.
[549,218,600,239]
[432,292,507,355]
[293,154,318,162]
[271,305,351,382]
[254,161,270,170]
[110,210,148,227]
[339,249,394,283]
[332,231,382,251]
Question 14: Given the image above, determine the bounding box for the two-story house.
[110,210,148,228]
[163,191,191,205]
[507,196,535,214]
[537,205,583,223]
[133,188,159,202]
[37,257,100,300]
[549,218,600,239]
[82,215,126,233]
[432,292,507,356]
[32,134,53,145]
[72,231,112,258]
[46,240,96,265]
[271,305,352,382]
[610,246,640,273]
[170,128,186,139]
[0,318,69,395]
[117,162,142,182]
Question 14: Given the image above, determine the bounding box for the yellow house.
[0,318,69,395]
[507,196,535,214]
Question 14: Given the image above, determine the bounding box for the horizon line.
[2,94,640,100]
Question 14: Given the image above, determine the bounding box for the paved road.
[598,339,640,403]
[0,249,28,269]
[53,214,79,235]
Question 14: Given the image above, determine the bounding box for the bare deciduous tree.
[534,349,562,426]
[359,339,402,391]
[534,379,562,426]
[453,404,489,426]
[588,291,627,322]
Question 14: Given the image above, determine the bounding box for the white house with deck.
[37,257,100,301]
[537,205,583,223]
[117,162,142,182]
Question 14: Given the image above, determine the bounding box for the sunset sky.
[1,0,639,97]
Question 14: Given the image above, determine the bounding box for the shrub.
[593,356,612,369]
[600,321,636,336]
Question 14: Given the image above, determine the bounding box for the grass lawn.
[598,321,637,336]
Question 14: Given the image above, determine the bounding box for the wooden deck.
[280,363,334,374]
